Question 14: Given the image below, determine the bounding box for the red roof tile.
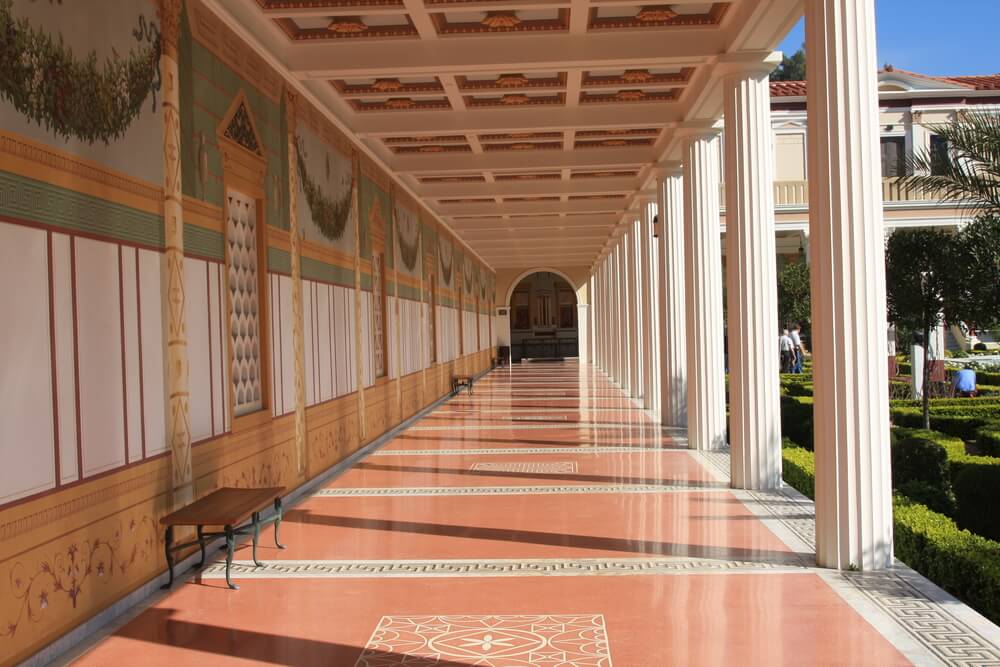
[769,70,1000,98]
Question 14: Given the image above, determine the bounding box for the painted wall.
[0,1,494,663]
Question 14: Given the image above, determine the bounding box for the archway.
[507,271,578,362]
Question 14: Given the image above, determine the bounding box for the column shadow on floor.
[112,608,475,667]
[352,461,725,488]
[287,510,805,564]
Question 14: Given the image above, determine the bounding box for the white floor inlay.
[355,614,612,666]
[471,461,578,473]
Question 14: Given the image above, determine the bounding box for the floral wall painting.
[438,235,453,289]
[295,124,354,255]
[463,255,475,297]
[0,0,164,184]
[394,202,421,278]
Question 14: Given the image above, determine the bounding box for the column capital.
[653,161,684,178]
[715,50,783,78]
[674,120,723,141]
[157,0,183,59]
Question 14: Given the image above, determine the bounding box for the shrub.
[780,395,814,449]
[976,428,1000,456]
[781,446,815,499]
[891,437,951,488]
[895,480,957,516]
[893,496,1000,625]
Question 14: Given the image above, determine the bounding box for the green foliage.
[781,446,815,499]
[946,216,1000,330]
[770,46,805,82]
[780,395,814,450]
[893,496,1000,625]
[295,139,354,242]
[0,0,161,144]
[903,110,1000,217]
[976,428,1000,456]
[891,436,956,516]
[777,261,810,328]
[886,227,956,427]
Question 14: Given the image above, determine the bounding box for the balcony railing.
[720,178,948,208]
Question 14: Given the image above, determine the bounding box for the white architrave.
[806,0,893,571]
[657,168,687,427]
[722,57,783,490]
[682,129,727,451]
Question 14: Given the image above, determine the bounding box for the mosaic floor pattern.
[65,361,1000,667]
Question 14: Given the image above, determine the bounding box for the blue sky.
[778,1,1000,77]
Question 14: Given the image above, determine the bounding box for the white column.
[807,0,893,571]
[682,130,727,451]
[723,57,783,490]
[578,302,590,364]
[647,200,661,416]
[658,168,687,427]
[615,240,626,387]
[639,205,655,410]
[625,223,640,398]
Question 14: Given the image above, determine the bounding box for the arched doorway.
[508,271,578,362]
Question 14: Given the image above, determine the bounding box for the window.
[880,137,906,178]
[930,134,950,176]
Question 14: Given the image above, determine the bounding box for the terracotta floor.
[71,361,916,666]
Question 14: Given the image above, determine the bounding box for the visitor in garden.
[953,367,977,398]
[779,329,795,373]
[790,323,805,373]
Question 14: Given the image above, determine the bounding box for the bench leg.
[274,497,286,549]
[161,526,174,590]
[251,512,263,567]
[196,525,206,568]
[224,525,238,590]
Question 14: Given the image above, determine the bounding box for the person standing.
[790,323,805,373]
[779,328,795,374]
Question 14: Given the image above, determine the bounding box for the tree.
[945,215,1000,332]
[777,261,810,329]
[901,111,1000,334]
[885,229,955,428]
[771,46,805,81]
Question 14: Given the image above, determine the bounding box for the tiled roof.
[769,80,807,97]
[770,70,1000,97]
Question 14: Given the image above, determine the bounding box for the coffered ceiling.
[206,0,802,270]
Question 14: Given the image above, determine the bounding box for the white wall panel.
[423,302,431,368]
[303,280,316,406]
[138,249,167,456]
[317,284,333,402]
[75,237,125,477]
[208,263,226,434]
[121,249,143,462]
[278,275,295,415]
[269,275,280,416]
[387,296,398,379]
[0,223,55,503]
[184,258,212,443]
[51,233,78,483]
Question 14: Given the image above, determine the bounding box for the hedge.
[779,447,1000,625]
[780,395,814,450]
[894,427,1000,541]
[977,428,1000,456]
[781,446,815,499]
[893,497,1000,625]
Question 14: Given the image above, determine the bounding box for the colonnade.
[591,0,893,571]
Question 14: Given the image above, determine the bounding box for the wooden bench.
[160,486,285,590]
[452,374,474,395]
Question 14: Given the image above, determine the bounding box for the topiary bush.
[891,437,951,488]
[975,428,1000,456]
[893,496,1000,625]
[780,395,814,449]
[781,446,815,499]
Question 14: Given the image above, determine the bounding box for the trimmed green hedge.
[893,497,1000,625]
[779,447,1000,625]
[893,427,1000,541]
[977,428,1000,456]
[780,395,814,450]
[781,446,815,499]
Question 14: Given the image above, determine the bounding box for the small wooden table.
[452,374,474,395]
[160,486,285,590]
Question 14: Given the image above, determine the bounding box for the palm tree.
[903,110,1000,215]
